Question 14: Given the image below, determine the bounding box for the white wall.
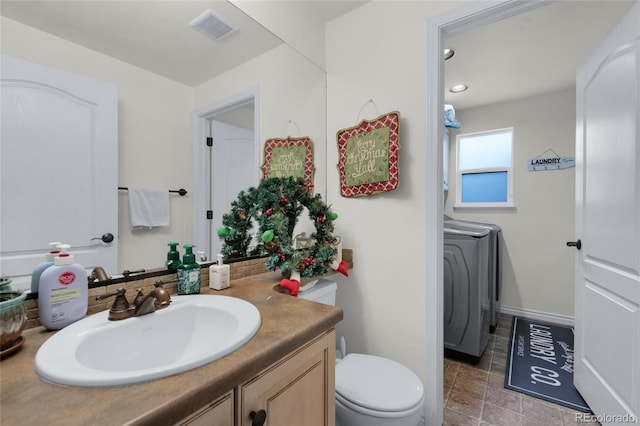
[326,1,464,386]
[1,17,194,275]
[445,89,576,317]
[230,0,327,70]
[193,43,328,211]
[2,16,328,275]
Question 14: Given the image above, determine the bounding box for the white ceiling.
[0,0,367,87]
[1,1,633,108]
[444,0,634,111]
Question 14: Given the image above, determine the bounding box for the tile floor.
[443,314,598,426]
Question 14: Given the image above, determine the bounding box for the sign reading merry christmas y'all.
[337,111,400,197]
[261,137,315,190]
[344,127,390,186]
[267,146,306,178]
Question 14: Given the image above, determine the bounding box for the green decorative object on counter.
[217,177,340,280]
[166,242,182,270]
[177,245,200,295]
[0,276,12,292]
[0,290,27,353]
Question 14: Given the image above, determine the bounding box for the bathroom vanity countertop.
[0,272,343,425]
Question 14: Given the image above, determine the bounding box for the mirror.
[0,1,328,290]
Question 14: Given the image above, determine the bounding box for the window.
[456,128,514,208]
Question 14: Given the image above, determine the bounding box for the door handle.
[92,233,114,244]
[566,240,581,250]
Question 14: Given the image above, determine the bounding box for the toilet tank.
[298,279,337,306]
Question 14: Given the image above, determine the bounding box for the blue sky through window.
[457,128,513,206]
[461,171,508,202]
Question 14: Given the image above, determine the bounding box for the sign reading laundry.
[528,156,575,171]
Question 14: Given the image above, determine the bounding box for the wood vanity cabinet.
[238,329,336,426]
[178,329,335,426]
[178,391,234,426]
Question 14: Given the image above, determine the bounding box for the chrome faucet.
[96,283,171,321]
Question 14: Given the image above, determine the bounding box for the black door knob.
[92,233,114,244]
[566,240,582,250]
[249,409,267,426]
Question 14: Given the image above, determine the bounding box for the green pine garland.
[217,177,339,279]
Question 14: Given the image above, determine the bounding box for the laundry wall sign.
[528,149,575,171]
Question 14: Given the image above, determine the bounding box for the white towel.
[128,187,170,230]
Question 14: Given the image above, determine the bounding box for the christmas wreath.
[217,177,348,296]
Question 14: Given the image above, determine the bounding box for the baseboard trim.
[500,305,574,327]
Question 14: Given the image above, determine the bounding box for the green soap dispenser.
[166,242,182,270]
[177,244,200,295]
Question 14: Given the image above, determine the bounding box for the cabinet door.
[238,330,335,426]
[177,391,234,426]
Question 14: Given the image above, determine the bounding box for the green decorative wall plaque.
[261,137,314,190]
[343,126,390,187]
[337,111,400,197]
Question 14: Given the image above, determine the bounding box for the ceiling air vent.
[190,9,237,42]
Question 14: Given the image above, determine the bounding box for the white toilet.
[299,279,425,426]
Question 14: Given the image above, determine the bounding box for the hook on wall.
[280,120,301,138]
[356,98,378,123]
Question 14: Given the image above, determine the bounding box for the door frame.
[192,88,260,260]
[425,1,548,424]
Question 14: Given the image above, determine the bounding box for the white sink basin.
[35,295,261,387]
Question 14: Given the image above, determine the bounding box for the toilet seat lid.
[335,354,424,412]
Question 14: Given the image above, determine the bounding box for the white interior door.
[574,1,640,419]
[0,55,118,290]
[210,120,256,257]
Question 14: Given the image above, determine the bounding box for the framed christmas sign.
[261,137,315,190]
[337,111,400,197]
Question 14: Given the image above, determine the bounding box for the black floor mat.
[504,317,591,412]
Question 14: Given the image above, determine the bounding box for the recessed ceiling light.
[449,84,469,93]
[444,48,455,60]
